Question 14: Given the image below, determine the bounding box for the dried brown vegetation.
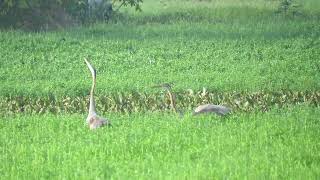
[1,90,319,115]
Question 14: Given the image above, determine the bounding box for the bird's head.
[151,83,172,91]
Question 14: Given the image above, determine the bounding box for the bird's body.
[85,58,110,129]
[87,115,109,129]
[193,104,231,116]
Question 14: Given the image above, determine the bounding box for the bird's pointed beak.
[84,58,88,64]
[151,83,172,90]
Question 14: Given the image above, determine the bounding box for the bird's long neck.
[167,89,185,117]
[89,74,96,115]
[85,58,97,116]
[167,89,177,113]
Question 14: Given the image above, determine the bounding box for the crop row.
[1,90,319,114]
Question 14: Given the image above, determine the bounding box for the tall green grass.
[1,106,319,179]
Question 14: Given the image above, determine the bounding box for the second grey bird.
[153,83,231,116]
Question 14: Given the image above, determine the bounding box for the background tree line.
[0,0,302,30]
[0,0,142,30]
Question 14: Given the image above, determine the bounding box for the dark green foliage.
[276,0,302,16]
[0,0,143,29]
[115,0,143,11]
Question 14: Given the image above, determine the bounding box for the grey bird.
[192,104,231,116]
[84,58,111,129]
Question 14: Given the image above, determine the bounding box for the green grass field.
[1,0,320,179]
[0,0,319,96]
[1,106,319,179]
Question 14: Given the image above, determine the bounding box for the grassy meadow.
[0,0,319,96]
[1,106,320,179]
[0,0,320,179]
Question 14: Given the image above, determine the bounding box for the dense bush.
[0,0,142,29]
[276,0,302,16]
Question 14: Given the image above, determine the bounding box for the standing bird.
[84,58,111,129]
[153,83,231,116]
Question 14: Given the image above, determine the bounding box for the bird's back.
[193,104,231,116]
